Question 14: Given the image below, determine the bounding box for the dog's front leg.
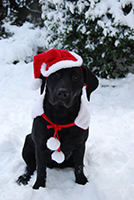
[33,146,47,189]
[73,144,88,185]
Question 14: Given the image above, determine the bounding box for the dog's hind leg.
[17,134,36,186]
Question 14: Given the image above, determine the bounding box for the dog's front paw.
[75,173,88,185]
[33,178,46,189]
[16,173,31,186]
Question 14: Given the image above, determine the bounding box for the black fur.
[17,66,98,189]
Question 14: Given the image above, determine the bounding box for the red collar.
[42,113,75,152]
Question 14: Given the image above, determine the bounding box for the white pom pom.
[47,137,60,151]
[51,151,65,164]
[30,78,42,90]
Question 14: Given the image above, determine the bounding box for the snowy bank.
[0,23,47,64]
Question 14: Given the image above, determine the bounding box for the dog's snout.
[56,88,69,99]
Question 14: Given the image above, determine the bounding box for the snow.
[66,1,75,14]
[0,23,47,64]
[86,0,134,28]
[0,23,134,200]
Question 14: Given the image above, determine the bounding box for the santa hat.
[30,48,83,90]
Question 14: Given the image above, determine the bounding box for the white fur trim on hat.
[51,150,65,163]
[74,96,90,130]
[41,51,83,77]
[31,94,44,119]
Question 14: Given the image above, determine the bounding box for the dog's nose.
[56,88,69,99]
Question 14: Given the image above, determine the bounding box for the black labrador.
[17,65,98,189]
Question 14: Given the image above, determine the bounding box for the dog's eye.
[54,72,61,78]
[72,74,80,81]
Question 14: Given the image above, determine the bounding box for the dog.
[17,50,98,189]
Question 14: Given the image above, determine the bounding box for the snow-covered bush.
[40,0,134,78]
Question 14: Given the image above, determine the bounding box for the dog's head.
[40,65,98,108]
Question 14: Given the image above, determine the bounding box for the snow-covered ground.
[0,60,134,200]
[0,23,134,200]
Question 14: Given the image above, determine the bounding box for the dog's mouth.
[49,97,73,108]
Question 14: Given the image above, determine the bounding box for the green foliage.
[41,0,134,78]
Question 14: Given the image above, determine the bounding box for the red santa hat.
[30,48,83,90]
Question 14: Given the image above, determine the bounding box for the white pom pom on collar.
[51,150,65,164]
[47,137,60,151]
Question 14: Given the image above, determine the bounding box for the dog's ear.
[82,65,99,101]
[39,74,46,95]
